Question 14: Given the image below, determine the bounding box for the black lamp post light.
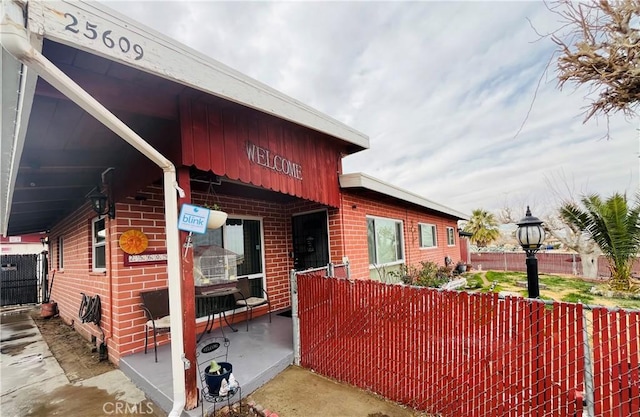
[516,206,545,298]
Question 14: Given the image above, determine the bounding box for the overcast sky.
[102,0,638,218]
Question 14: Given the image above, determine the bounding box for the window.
[447,227,455,246]
[192,217,263,284]
[419,223,437,248]
[367,217,404,266]
[57,236,64,269]
[92,218,106,271]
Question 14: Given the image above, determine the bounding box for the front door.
[291,211,329,271]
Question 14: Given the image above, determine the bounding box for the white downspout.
[1,12,186,417]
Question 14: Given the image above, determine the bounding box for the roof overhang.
[0,0,370,236]
[34,1,369,151]
[339,172,470,221]
[1,2,41,236]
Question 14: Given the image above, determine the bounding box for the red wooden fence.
[296,274,640,416]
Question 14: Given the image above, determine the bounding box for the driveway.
[0,309,164,417]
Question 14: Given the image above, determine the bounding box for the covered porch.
[120,313,293,416]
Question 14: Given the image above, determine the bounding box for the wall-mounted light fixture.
[40,236,49,246]
[87,168,116,219]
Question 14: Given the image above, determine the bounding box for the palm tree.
[463,209,501,248]
[560,193,640,291]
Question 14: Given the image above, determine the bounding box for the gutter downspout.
[1,13,187,417]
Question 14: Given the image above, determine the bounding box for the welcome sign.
[245,141,303,180]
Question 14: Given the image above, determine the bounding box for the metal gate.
[1,254,41,306]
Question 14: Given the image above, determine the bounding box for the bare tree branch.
[550,0,640,122]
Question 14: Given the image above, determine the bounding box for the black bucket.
[204,362,232,396]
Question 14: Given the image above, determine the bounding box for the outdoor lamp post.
[516,206,545,298]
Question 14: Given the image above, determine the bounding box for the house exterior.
[0,234,47,255]
[1,0,467,411]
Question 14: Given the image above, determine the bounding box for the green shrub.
[388,264,419,285]
[412,261,451,288]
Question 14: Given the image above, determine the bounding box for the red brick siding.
[48,184,460,363]
[339,192,461,279]
[49,185,298,362]
[48,204,116,362]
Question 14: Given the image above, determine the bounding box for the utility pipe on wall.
[1,10,187,417]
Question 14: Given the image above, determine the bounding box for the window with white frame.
[447,227,455,246]
[92,217,106,271]
[57,236,64,269]
[419,223,437,248]
[367,217,404,266]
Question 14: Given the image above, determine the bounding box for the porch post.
[290,269,301,366]
[178,167,198,410]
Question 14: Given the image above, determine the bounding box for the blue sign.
[178,204,209,234]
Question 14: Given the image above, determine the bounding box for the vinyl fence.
[293,273,640,417]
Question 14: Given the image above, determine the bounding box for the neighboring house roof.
[339,172,469,220]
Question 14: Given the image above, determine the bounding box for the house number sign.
[63,13,144,61]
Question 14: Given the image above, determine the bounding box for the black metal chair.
[233,277,271,331]
[196,336,241,416]
[140,288,171,362]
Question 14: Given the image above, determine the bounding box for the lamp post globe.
[516,206,545,298]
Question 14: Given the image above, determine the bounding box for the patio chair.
[140,288,171,362]
[196,336,241,416]
[233,277,271,331]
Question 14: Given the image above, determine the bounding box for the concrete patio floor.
[120,312,293,416]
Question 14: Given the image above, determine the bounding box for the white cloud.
[102,0,639,217]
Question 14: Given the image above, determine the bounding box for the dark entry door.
[292,211,329,271]
[1,254,39,306]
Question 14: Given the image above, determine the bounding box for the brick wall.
[49,203,116,361]
[51,184,311,362]
[339,192,462,280]
[111,187,169,360]
[48,184,461,363]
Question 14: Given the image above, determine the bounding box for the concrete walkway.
[1,308,422,417]
[0,309,165,417]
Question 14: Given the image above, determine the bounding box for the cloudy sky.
[102,0,638,218]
